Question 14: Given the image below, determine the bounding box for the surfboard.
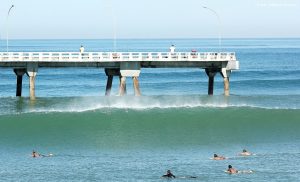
[224,170,253,174]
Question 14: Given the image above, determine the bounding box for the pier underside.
[3,62,232,99]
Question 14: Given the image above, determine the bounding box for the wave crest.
[0,95,299,115]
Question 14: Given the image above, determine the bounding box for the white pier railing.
[0,52,236,62]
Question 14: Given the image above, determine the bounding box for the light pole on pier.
[202,6,222,51]
[113,13,117,52]
[6,5,15,52]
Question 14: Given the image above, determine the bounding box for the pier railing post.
[205,69,217,95]
[13,68,26,97]
[27,64,38,100]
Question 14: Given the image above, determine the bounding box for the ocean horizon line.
[1,37,300,41]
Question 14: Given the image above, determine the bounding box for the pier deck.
[0,52,238,67]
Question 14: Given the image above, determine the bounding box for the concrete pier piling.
[105,75,113,96]
[29,76,36,100]
[119,76,127,96]
[205,69,217,95]
[119,62,141,96]
[133,76,141,96]
[105,68,121,96]
[105,68,141,96]
[26,64,38,100]
[221,68,231,96]
[13,68,26,97]
[223,77,230,96]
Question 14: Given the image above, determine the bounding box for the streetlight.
[113,13,117,52]
[111,5,117,52]
[202,6,222,52]
[7,5,15,52]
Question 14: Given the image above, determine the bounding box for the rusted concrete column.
[223,77,230,96]
[205,69,217,95]
[119,76,127,96]
[221,68,231,96]
[29,76,36,100]
[13,68,26,97]
[27,64,38,100]
[133,76,141,96]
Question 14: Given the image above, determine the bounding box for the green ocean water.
[1,106,300,181]
[1,107,300,149]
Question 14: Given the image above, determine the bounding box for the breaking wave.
[0,95,299,115]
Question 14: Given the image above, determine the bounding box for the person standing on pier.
[169,44,176,53]
[79,45,85,56]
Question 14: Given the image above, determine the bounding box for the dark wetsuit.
[162,173,176,178]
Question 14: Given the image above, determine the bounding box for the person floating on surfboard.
[32,150,40,158]
[161,170,197,179]
[213,154,226,160]
[239,149,252,156]
[226,165,253,174]
[32,150,53,158]
[227,165,238,174]
[162,170,176,178]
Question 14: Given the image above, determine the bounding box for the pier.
[0,52,239,99]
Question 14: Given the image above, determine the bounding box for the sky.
[0,0,299,39]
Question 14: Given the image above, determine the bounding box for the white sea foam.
[0,95,299,115]
[28,96,231,113]
[20,95,299,114]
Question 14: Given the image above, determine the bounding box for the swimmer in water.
[227,165,238,174]
[239,149,252,156]
[32,150,40,158]
[213,154,226,160]
[162,170,176,178]
[32,150,53,158]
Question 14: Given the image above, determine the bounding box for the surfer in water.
[226,165,254,174]
[239,149,252,156]
[161,170,197,179]
[227,165,238,174]
[32,150,53,158]
[213,154,226,160]
[162,170,176,178]
[32,150,40,158]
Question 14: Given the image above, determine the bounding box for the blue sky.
[0,0,299,39]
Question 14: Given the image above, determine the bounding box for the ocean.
[0,38,300,181]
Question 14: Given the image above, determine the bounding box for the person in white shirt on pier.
[169,44,175,54]
[79,45,85,56]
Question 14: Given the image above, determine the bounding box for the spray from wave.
[0,95,299,115]
[53,95,232,112]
